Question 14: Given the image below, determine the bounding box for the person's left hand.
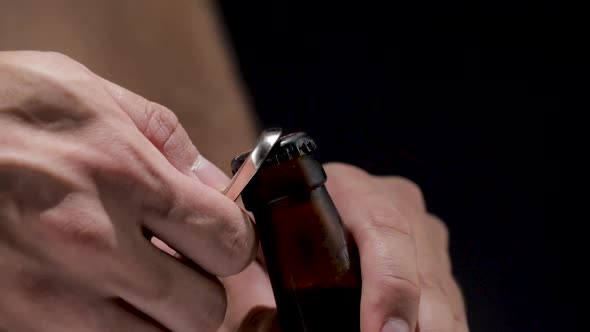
[218,163,469,332]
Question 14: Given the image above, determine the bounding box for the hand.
[0,51,257,332]
[219,163,469,332]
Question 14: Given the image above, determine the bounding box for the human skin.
[0,50,469,332]
[0,51,257,332]
[220,164,469,332]
[0,0,260,171]
[0,2,469,331]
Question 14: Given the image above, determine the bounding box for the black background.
[218,2,585,331]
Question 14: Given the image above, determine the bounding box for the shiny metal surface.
[223,128,282,201]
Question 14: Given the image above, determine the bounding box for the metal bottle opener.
[222,128,282,201]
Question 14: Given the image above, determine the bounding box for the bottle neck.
[241,155,327,209]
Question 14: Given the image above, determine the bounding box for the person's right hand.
[0,51,257,332]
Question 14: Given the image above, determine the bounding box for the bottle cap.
[231,131,317,175]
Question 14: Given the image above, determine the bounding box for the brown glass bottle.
[231,132,362,332]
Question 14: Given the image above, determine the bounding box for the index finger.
[97,76,228,190]
[93,75,258,276]
[325,163,421,332]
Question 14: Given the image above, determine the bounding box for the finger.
[449,279,470,332]
[424,214,467,320]
[324,163,421,332]
[95,299,170,332]
[417,277,470,332]
[86,114,257,277]
[0,272,167,332]
[455,320,471,332]
[107,238,228,332]
[149,238,279,332]
[238,308,280,332]
[218,262,278,332]
[141,178,258,276]
[148,238,275,332]
[416,287,454,332]
[98,78,195,174]
[95,76,258,275]
[40,169,254,281]
[401,210,458,331]
[379,177,468,332]
[98,77,228,189]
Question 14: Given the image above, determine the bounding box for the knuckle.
[374,272,421,306]
[417,287,456,332]
[149,275,174,306]
[41,51,73,63]
[324,162,369,179]
[358,196,413,238]
[37,51,91,81]
[143,102,179,150]
[382,176,426,210]
[1,54,95,129]
[449,280,468,323]
[373,248,421,292]
[201,286,228,331]
[152,274,226,332]
[128,263,174,305]
[43,78,85,112]
[425,214,450,248]
[39,207,115,251]
[324,162,360,172]
[40,51,92,75]
[2,49,105,162]
[16,268,56,300]
[216,213,256,275]
[419,274,447,293]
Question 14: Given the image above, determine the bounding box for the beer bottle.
[231,131,362,332]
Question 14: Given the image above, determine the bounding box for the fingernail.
[192,155,230,191]
[381,319,410,332]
